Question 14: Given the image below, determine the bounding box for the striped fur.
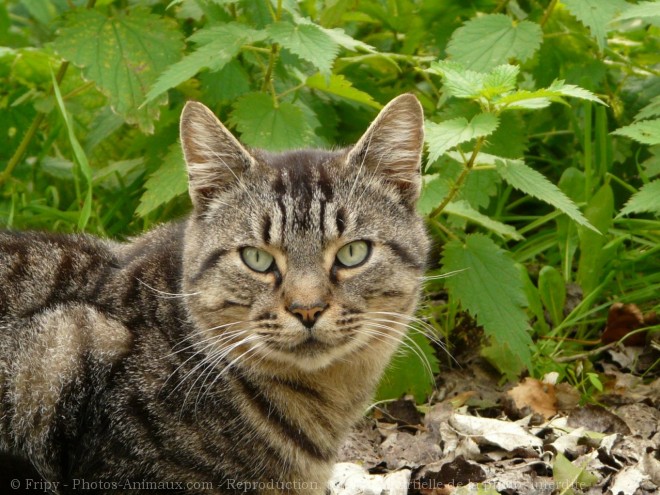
[0,95,429,493]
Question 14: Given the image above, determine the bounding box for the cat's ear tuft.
[347,93,424,204]
[180,101,256,211]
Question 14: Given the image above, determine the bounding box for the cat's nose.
[287,301,328,329]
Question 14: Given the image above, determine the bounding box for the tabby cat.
[0,94,429,493]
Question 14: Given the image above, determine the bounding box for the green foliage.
[376,330,440,403]
[553,453,598,495]
[53,8,184,133]
[2,0,659,403]
[441,234,533,370]
[494,157,595,231]
[446,14,542,72]
[562,0,628,51]
[426,114,499,163]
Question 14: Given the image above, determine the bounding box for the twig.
[553,341,617,363]
[428,137,485,220]
[540,0,559,28]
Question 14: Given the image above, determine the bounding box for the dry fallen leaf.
[448,414,543,450]
[602,302,649,346]
[328,463,411,495]
[505,377,557,421]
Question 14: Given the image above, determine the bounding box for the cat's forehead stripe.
[269,161,339,242]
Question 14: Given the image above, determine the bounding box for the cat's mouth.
[290,335,331,354]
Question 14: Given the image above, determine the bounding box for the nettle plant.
[379,63,611,399]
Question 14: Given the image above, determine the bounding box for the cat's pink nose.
[287,302,328,329]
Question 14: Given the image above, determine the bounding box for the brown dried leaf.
[602,302,648,346]
[505,377,557,421]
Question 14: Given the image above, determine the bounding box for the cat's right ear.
[180,101,257,211]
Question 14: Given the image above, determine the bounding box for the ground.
[330,344,660,495]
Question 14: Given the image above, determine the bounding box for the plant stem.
[493,0,510,13]
[540,0,559,28]
[583,101,593,200]
[428,217,460,241]
[428,137,485,220]
[261,0,282,106]
[278,83,305,100]
[1,61,69,186]
[262,43,280,106]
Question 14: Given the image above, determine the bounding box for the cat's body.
[0,95,428,493]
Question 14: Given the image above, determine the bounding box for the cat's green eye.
[335,241,370,268]
[241,247,275,273]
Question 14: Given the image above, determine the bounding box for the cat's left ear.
[180,101,257,211]
[347,93,424,205]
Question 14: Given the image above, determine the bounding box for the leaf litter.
[330,345,659,494]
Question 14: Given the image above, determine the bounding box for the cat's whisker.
[192,338,266,417]
[135,277,201,299]
[365,311,442,341]
[359,323,435,380]
[166,323,248,358]
[419,268,468,281]
[162,326,252,397]
[361,319,438,372]
[178,333,261,415]
[366,315,443,346]
[365,311,456,364]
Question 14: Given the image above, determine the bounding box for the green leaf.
[562,0,628,51]
[493,157,597,232]
[612,118,660,145]
[635,95,660,121]
[481,64,520,98]
[426,114,499,163]
[376,330,439,403]
[145,24,266,104]
[12,48,54,86]
[546,80,606,103]
[200,60,251,103]
[481,343,526,382]
[517,264,549,334]
[553,453,598,495]
[51,70,92,231]
[614,1,660,26]
[53,8,184,133]
[267,21,338,74]
[577,184,614,296]
[446,14,542,72]
[229,93,314,151]
[294,15,375,53]
[427,60,488,99]
[427,61,522,101]
[444,200,523,240]
[557,168,585,280]
[305,72,381,108]
[418,174,451,215]
[587,372,604,392]
[618,180,660,217]
[136,145,188,217]
[495,80,605,111]
[93,158,144,186]
[460,168,501,209]
[538,266,566,326]
[441,234,533,370]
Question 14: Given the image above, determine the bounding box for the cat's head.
[179,95,429,372]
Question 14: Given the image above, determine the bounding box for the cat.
[0,94,429,494]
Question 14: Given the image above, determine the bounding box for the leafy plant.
[1,0,658,402]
